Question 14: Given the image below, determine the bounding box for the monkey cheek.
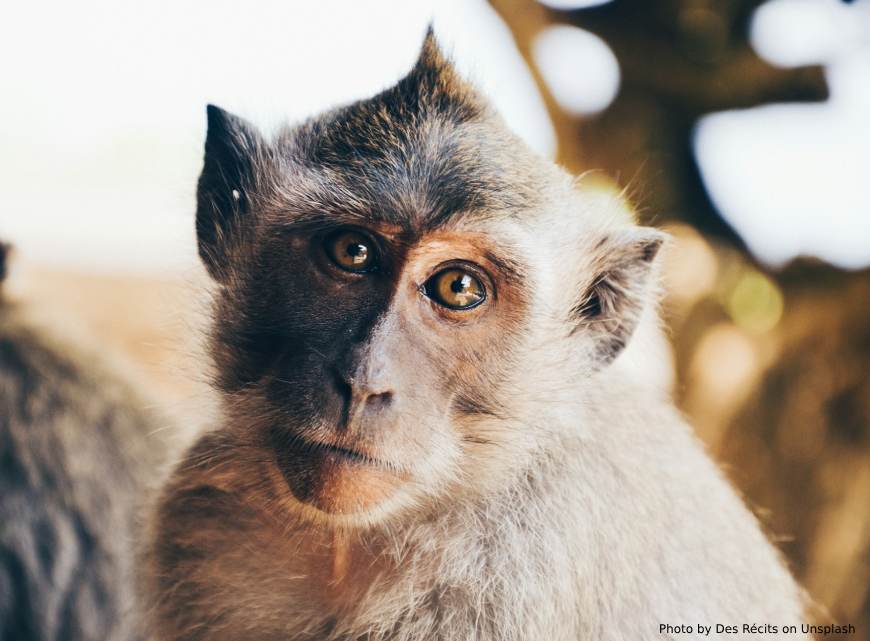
[277,448,406,515]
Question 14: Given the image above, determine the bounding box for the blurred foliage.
[721,265,870,637]
[666,234,870,638]
[492,0,827,249]
[492,0,869,636]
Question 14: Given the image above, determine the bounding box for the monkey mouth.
[270,430,407,515]
[307,439,379,466]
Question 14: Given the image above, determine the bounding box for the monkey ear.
[196,104,266,282]
[573,227,667,366]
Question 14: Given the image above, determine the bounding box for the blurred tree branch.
[489,0,828,251]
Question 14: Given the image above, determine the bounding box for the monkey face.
[192,35,663,527]
[208,216,533,521]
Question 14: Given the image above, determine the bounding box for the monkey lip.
[271,432,407,515]
[306,438,378,465]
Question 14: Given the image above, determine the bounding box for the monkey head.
[195,32,665,528]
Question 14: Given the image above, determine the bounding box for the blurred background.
[1,0,868,636]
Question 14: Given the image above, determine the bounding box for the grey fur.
[0,258,171,641]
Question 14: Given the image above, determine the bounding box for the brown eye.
[424,268,486,310]
[325,230,377,272]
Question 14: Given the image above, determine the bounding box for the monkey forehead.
[268,121,541,235]
[261,64,552,234]
[258,30,558,233]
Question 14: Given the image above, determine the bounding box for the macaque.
[144,32,809,641]
[0,243,170,640]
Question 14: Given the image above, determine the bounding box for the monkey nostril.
[365,391,393,411]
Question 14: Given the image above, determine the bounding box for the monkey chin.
[275,439,410,523]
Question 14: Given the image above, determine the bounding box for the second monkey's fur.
[144,33,809,641]
[0,244,171,641]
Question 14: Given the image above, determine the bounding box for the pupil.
[346,243,366,259]
[450,275,468,294]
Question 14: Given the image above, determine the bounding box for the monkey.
[0,242,171,641]
[143,32,810,641]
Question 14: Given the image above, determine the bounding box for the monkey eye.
[424,268,486,310]
[324,229,378,272]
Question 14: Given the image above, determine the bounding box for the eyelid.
[425,260,493,292]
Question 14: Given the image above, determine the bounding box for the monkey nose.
[345,389,395,432]
[359,388,393,411]
[333,370,394,430]
[347,377,394,412]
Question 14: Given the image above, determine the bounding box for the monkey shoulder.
[553,396,806,634]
